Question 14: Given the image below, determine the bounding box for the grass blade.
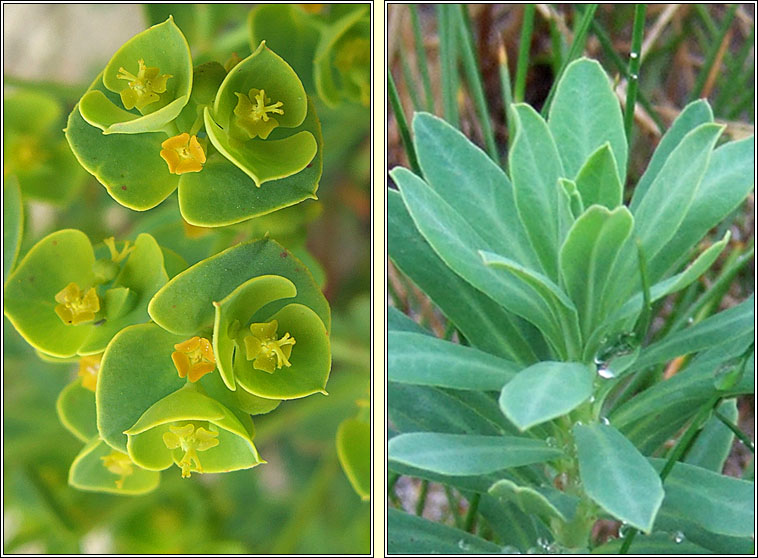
[624,5,646,140]
[689,4,738,102]
[410,5,435,113]
[514,4,535,103]
[437,4,460,127]
[388,69,421,175]
[399,47,423,112]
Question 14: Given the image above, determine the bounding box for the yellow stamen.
[171,336,216,382]
[160,133,206,175]
[101,451,134,489]
[103,237,134,264]
[233,88,284,139]
[54,282,100,325]
[243,319,296,374]
[116,59,172,111]
[78,354,102,392]
[162,423,219,478]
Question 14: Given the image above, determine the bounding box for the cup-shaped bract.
[78,16,193,135]
[314,6,370,107]
[148,237,331,402]
[69,438,160,495]
[4,91,88,205]
[3,229,169,358]
[125,386,263,478]
[204,41,318,187]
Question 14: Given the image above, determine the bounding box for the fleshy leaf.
[69,438,160,495]
[337,417,370,500]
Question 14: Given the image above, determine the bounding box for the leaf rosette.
[3,229,169,358]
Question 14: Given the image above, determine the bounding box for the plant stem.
[437,4,460,128]
[463,492,480,533]
[454,5,498,161]
[410,5,435,114]
[624,5,646,141]
[388,69,421,175]
[514,5,535,103]
[399,47,423,111]
[714,409,755,453]
[415,479,429,515]
[498,40,516,160]
[689,4,738,101]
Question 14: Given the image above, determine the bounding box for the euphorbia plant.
[388,56,754,554]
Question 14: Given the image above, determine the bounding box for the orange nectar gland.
[233,88,284,139]
[162,423,219,478]
[116,59,172,111]
[171,336,216,382]
[78,354,102,392]
[101,451,134,489]
[160,133,206,175]
[54,282,100,325]
[244,320,296,374]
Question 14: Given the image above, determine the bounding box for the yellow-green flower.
[54,282,100,325]
[116,59,172,111]
[171,336,216,382]
[101,450,135,489]
[162,422,220,478]
[78,354,102,392]
[243,319,296,373]
[233,88,284,139]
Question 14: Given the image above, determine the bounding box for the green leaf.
[69,438,160,495]
[632,122,724,263]
[65,99,179,210]
[630,99,713,211]
[388,508,502,554]
[388,188,544,364]
[653,510,755,555]
[3,229,95,357]
[573,143,623,209]
[500,361,594,431]
[387,306,430,335]
[3,175,23,282]
[489,478,579,523]
[149,237,329,335]
[97,323,186,452]
[509,103,573,281]
[393,167,564,358]
[389,432,562,475]
[573,423,664,533]
[591,532,711,554]
[685,399,738,472]
[56,379,97,443]
[548,58,628,184]
[560,205,634,337]
[651,458,754,538]
[388,331,518,391]
[412,112,540,271]
[337,417,370,500]
[634,296,754,370]
[180,97,322,226]
[481,250,582,359]
[648,135,755,281]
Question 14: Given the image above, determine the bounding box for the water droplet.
[502,545,521,554]
[574,420,584,427]
[546,436,559,448]
[457,539,470,550]
[537,537,550,549]
[526,547,540,554]
[619,523,631,538]
[597,366,616,379]
[547,542,562,554]
[630,73,639,80]
[672,531,685,543]
[687,317,694,324]
[601,416,610,425]
[630,51,639,59]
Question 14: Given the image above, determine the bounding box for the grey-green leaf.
[630,99,713,211]
[388,508,502,554]
[489,478,579,523]
[684,399,738,472]
[509,103,572,281]
[573,423,664,533]
[389,331,518,391]
[499,361,594,431]
[548,58,628,184]
[573,143,623,209]
[389,432,562,476]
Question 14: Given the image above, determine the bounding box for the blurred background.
[4,4,370,554]
[388,3,753,531]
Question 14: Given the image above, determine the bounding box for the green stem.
[388,69,421,175]
[400,47,423,112]
[410,4,435,113]
[415,479,429,516]
[498,41,515,156]
[444,485,464,529]
[463,492,480,533]
[689,4,738,101]
[454,5,498,161]
[437,4,460,128]
[624,5,646,141]
[633,240,652,344]
[714,409,755,453]
[514,5,535,103]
